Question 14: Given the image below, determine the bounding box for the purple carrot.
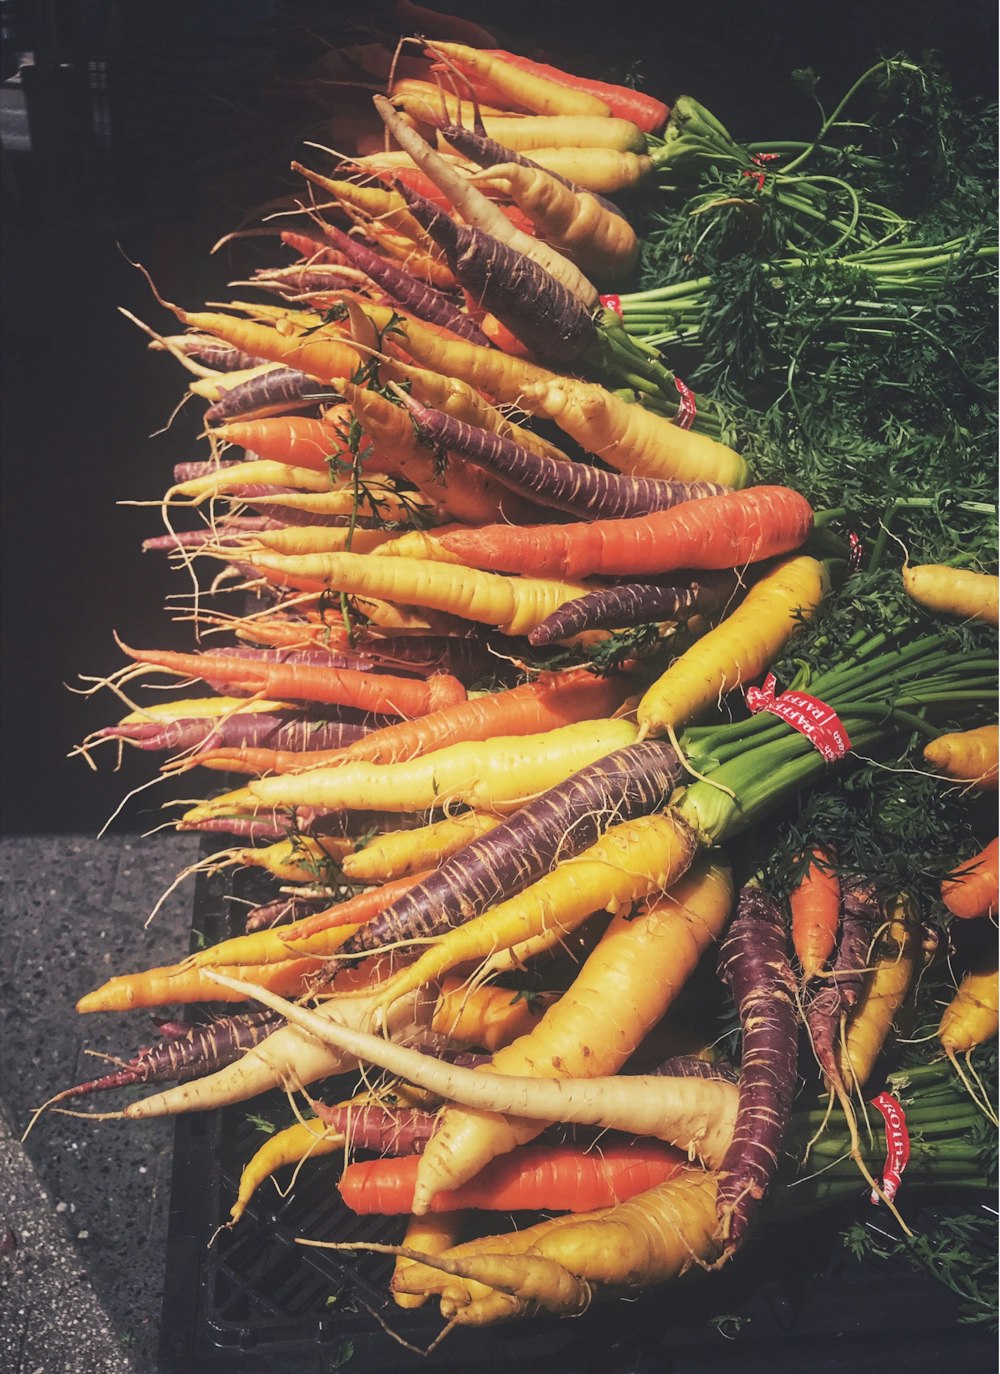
[160,335,267,371]
[204,369,342,424]
[715,885,798,1259]
[143,519,281,553]
[439,122,630,221]
[804,878,876,1089]
[173,458,244,481]
[315,218,492,346]
[333,739,684,963]
[398,391,728,521]
[314,1101,438,1155]
[528,571,741,645]
[42,1011,279,1108]
[395,181,595,364]
[652,1054,738,1082]
[97,711,372,756]
[244,895,331,933]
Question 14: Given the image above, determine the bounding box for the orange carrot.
[117,643,466,718]
[941,838,999,920]
[438,486,814,579]
[211,415,345,473]
[284,872,434,943]
[75,955,329,1013]
[339,1142,687,1215]
[789,847,841,981]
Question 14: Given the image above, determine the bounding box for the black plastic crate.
[158,863,996,1373]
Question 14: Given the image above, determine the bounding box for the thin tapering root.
[946,1047,1000,1124]
[144,848,242,929]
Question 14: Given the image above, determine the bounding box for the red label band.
[673,376,697,429]
[848,531,864,574]
[868,1092,911,1204]
[745,673,852,762]
[600,293,623,317]
[743,153,778,192]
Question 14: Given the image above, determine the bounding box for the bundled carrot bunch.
[42,17,998,1343]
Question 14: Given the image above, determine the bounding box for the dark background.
[1,0,997,835]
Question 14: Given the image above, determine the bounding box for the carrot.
[529,571,739,645]
[789,846,841,981]
[472,372,749,488]
[941,838,999,920]
[938,960,1000,1056]
[409,853,730,1211]
[75,954,332,1013]
[440,487,810,580]
[714,885,798,1258]
[637,555,828,736]
[340,1143,688,1215]
[506,146,653,194]
[438,114,647,155]
[392,1213,464,1310]
[174,309,363,387]
[203,972,739,1165]
[836,897,921,1089]
[116,642,466,718]
[423,42,612,118]
[31,1012,277,1118]
[203,368,337,424]
[366,812,697,1012]
[902,563,999,625]
[923,724,999,790]
[210,416,349,472]
[480,51,669,132]
[341,813,502,882]
[234,549,598,638]
[300,207,492,346]
[230,1115,345,1225]
[430,976,553,1052]
[397,391,727,519]
[165,459,334,503]
[470,160,640,281]
[187,717,638,822]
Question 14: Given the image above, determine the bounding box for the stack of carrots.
[39,14,998,1341]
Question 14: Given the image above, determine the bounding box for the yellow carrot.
[205,717,638,819]
[638,556,829,737]
[923,724,999,790]
[341,813,502,883]
[836,897,921,1089]
[233,549,598,637]
[902,564,999,626]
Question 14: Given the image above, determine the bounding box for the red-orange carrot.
[117,643,466,718]
[789,846,841,981]
[339,1142,687,1215]
[439,486,814,579]
[941,838,999,920]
